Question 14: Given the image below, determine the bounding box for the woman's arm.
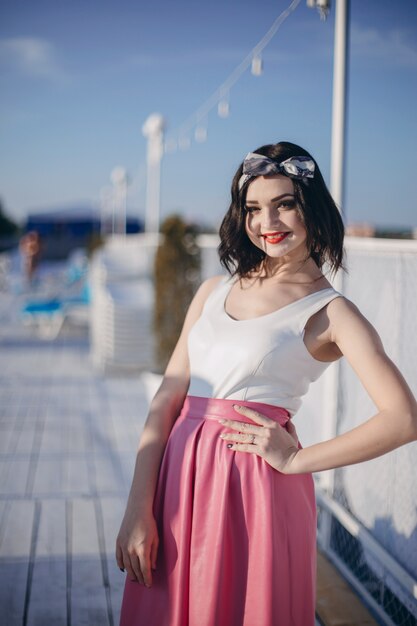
[123,274,224,513]
[217,295,416,475]
[116,275,224,584]
[289,297,417,474]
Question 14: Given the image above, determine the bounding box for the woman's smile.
[261,231,291,244]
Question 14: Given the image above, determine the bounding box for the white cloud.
[126,47,298,72]
[0,37,70,84]
[128,48,246,68]
[351,24,417,68]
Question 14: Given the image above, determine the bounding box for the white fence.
[311,237,417,625]
[89,234,160,372]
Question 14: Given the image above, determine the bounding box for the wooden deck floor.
[0,288,153,625]
[0,287,376,626]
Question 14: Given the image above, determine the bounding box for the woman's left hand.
[218,405,300,474]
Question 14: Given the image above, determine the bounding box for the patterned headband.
[238,152,315,191]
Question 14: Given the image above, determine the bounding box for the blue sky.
[1,0,417,229]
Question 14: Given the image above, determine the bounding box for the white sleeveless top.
[187,275,342,416]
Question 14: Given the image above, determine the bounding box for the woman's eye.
[245,200,295,213]
[278,200,296,210]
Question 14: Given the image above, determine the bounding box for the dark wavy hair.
[218,141,345,278]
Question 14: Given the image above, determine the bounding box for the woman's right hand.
[115,508,159,588]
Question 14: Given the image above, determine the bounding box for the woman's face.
[244,174,308,263]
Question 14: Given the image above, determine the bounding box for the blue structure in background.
[24,207,143,259]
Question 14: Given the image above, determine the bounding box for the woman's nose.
[261,207,281,229]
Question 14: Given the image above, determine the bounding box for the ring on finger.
[249,434,256,444]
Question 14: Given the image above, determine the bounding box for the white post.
[330,0,349,213]
[110,167,129,236]
[320,0,350,550]
[142,113,165,233]
[99,186,113,237]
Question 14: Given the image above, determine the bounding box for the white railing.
[312,237,417,624]
[89,234,160,372]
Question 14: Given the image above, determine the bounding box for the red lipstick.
[261,231,290,244]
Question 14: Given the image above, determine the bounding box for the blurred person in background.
[116,141,417,626]
[19,230,41,286]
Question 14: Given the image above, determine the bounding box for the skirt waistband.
[179,395,290,426]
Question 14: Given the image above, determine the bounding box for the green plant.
[153,215,201,372]
[86,231,105,257]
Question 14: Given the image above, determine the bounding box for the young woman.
[116,141,417,625]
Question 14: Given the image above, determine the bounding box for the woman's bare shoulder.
[326,294,365,319]
[164,275,228,378]
[194,274,228,302]
[326,294,382,348]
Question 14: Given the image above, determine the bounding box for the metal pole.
[330,0,350,214]
[99,187,112,237]
[149,145,161,233]
[111,190,116,237]
[110,167,128,237]
[119,176,127,237]
[321,0,350,550]
[142,114,165,233]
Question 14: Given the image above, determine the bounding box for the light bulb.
[251,55,263,76]
[164,138,177,153]
[218,100,230,118]
[179,136,191,151]
[195,126,207,143]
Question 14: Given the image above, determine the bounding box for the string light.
[164,138,177,153]
[178,136,191,151]
[194,125,207,143]
[217,99,230,119]
[165,0,301,152]
[125,0,302,225]
[307,0,330,21]
[251,54,263,76]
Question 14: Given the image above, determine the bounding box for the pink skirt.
[119,396,317,626]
